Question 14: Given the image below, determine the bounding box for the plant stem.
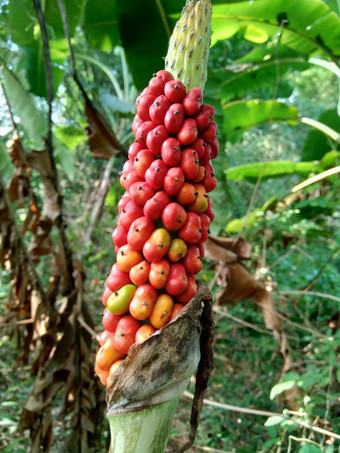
[108,397,179,453]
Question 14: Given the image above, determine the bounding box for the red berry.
[117,192,131,213]
[191,138,205,159]
[195,104,215,131]
[113,316,140,354]
[112,224,128,248]
[128,141,144,161]
[127,217,155,250]
[164,80,186,103]
[199,121,218,144]
[106,263,131,292]
[102,286,113,307]
[165,263,188,296]
[146,125,169,156]
[177,118,198,146]
[201,161,217,193]
[182,88,202,117]
[205,197,215,222]
[145,159,168,190]
[120,169,143,191]
[210,137,219,160]
[149,95,171,125]
[161,202,187,231]
[136,94,156,121]
[102,308,122,333]
[132,115,143,135]
[129,181,155,206]
[161,137,182,167]
[178,212,202,244]
[136,121,155,146]
[182,245,202,274]
[176,277,197,304]
[164,103,185,134]
[134,149,155,177]
[119,200,144,230]
[143,190,171,220]
[163,167,185,196]
[181,148,199,180]
[148,70,174,96]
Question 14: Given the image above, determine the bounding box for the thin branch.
[33,0,75,293]
[182,391,340,440]
[56,0,76,76]
[292,166,340,193]
[279,290,340,304]
[213,306,271,335]
[232,168,263,247]
[194,446,234,453]
[302,248,340,291]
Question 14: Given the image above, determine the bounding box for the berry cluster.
[95,70,218,387]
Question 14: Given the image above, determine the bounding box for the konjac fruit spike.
[97,0,217,392]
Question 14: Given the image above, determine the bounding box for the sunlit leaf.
[2,67,47,150]
[264,416,285,427]
[211,0,340,56]
[302,109,340,161]
[270,380,297,400]
[223,100,299,142]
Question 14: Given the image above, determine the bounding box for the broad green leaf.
[8,0,35,45]
[54,126,87,150]
[270,380,297,400]
[2,67,47,150]
[216,45,310,102]
[54,142,77,180]
[211,0,340,57]
[298,445,322,453]
[44,0,87,39]
[84,0,121,51]
[18,41,65,97]
[115,1,181,90]
[264,416,285,427]
[0,141,12,180]
[225,161,317,183]
[84,0,184,89]
[100,92,135,115]
[302,109,340,161]
[225,197,276,233]
[223,100,299,142]
[11,0,85,98]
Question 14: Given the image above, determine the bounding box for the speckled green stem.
[108,397,179,453]
[165,0,212,90]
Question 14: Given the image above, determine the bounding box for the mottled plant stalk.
[107,1,212,452]
[165,0,212,90]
